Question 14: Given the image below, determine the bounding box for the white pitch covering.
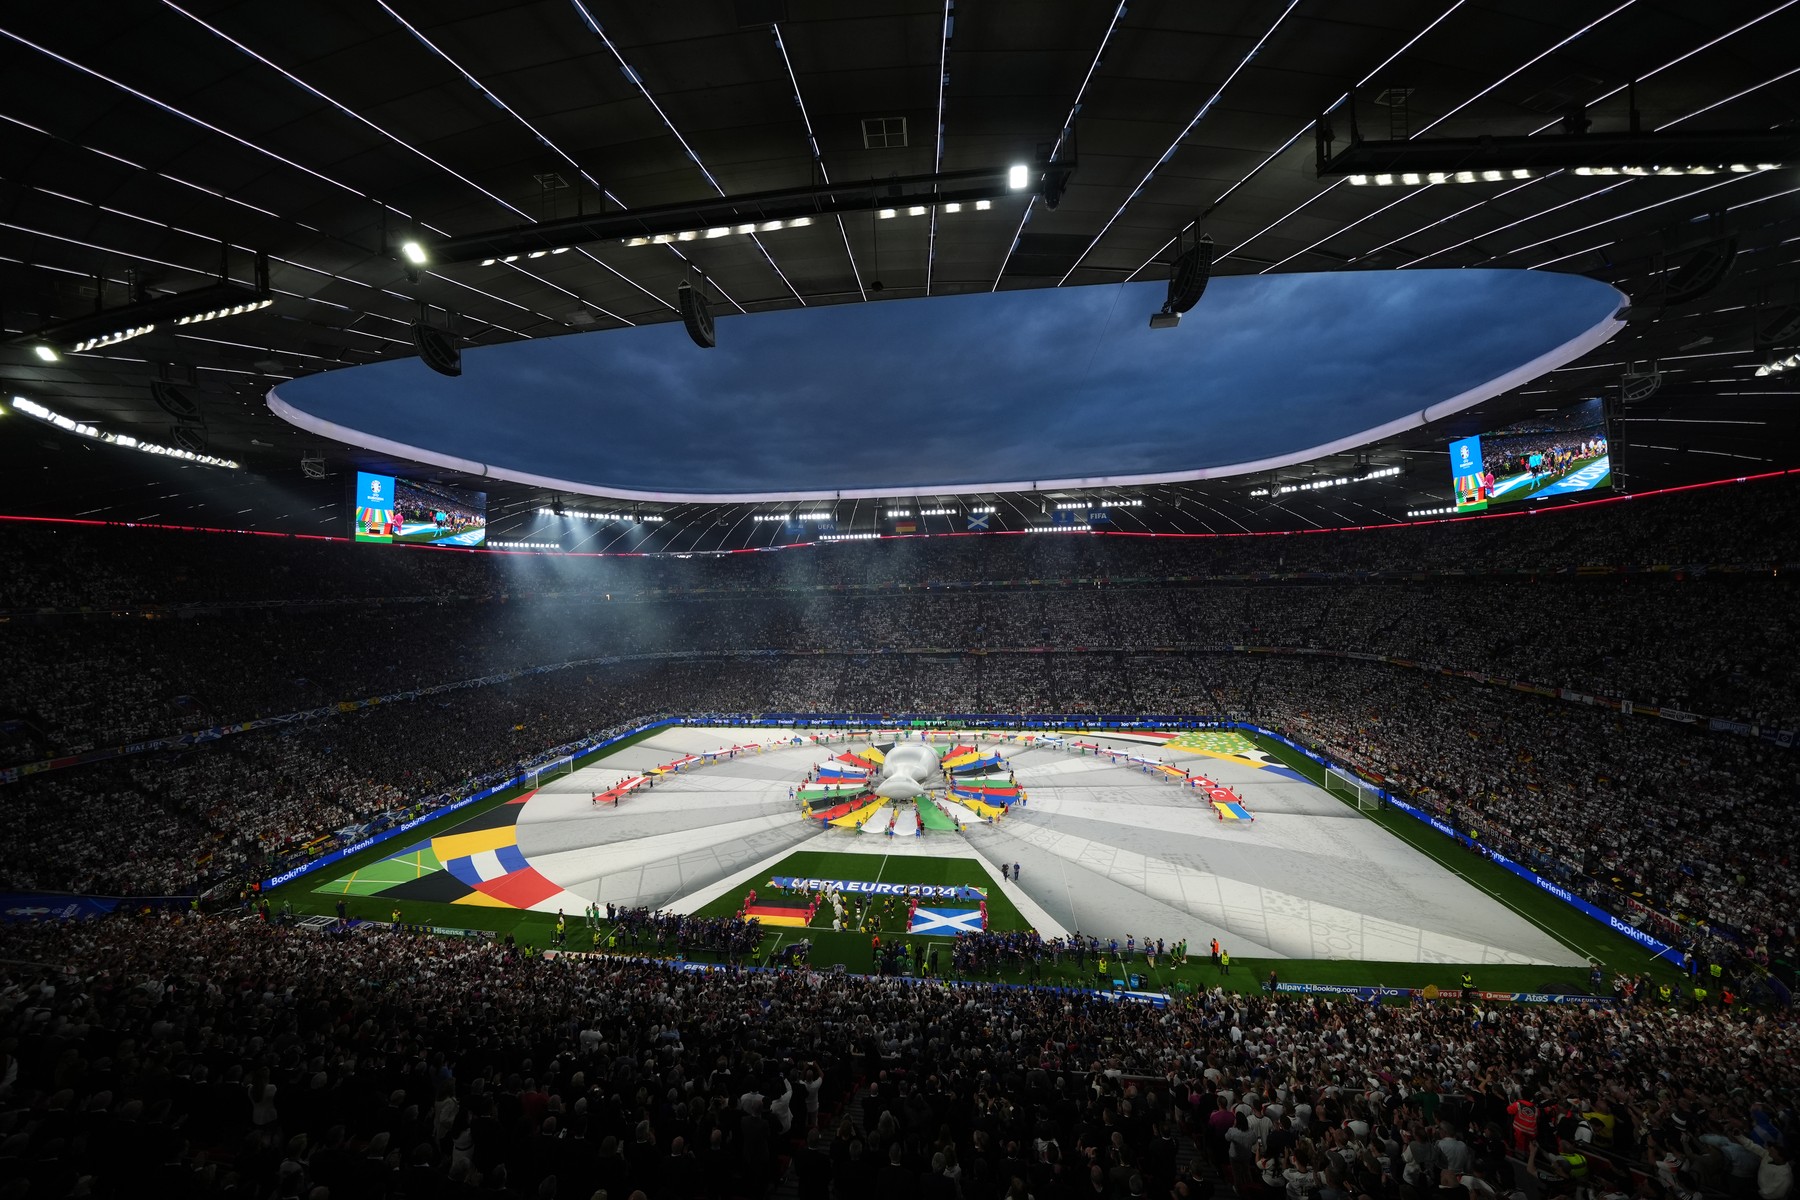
[496,726,1581,964]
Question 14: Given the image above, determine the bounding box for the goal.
[528,756,575,789]
[1325,766,1382,813]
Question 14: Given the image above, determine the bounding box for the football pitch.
[690,848,1027,929]
[262,721,1690,998]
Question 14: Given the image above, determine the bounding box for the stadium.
[1,5,1797,1200]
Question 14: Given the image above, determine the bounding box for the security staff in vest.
[1659,982,1673,1005]
[1536,1132,1591,1195]
[1461,971,1476,1000]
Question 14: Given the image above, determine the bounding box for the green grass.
[693,847,1024,927]
[264,720,1683,999]
[267,726,667,949]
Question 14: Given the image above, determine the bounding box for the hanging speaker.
[1754,304,1800,350]
[150,380,204,422]
[1620,370,1663,403]
[1662,238,1736,308]
[1166,235,1214,315]
[412,322,462,377]
[679,279,716,349]
[172,426,207,452]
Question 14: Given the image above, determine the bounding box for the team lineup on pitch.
[313,724,1581,968]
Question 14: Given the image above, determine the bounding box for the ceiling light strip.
[0,111,313,231]
[162,1,610,328]
[1125,0,1470,283]
[0,27,409,215]
[926,0,953,297]
[368,0,665,318]
[19,183,516,341]
[571,1,801,307]
[1503,171,1758,259]
[990,0,1130,291]
[2,122,512,340]
[1394,66,1798,270]
[162,1,525,223]
[1300,8,1790,281]
[770,23,866,302]
[1220,0,1639,266]
[1055,0,1306,286]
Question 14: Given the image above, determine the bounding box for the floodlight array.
[1252,466,1401,497]
[536,507,662,522]
[173,298,275,326]
[71,325,156,353]
[10,396,238,468]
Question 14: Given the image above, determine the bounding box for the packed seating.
[0,912,1792,1200]
[2,481,1797,971]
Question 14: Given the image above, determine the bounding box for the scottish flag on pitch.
[910,906,985,934]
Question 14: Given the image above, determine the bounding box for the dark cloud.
[275,271,1620,497]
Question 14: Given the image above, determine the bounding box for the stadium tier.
[6,5,1800,1198]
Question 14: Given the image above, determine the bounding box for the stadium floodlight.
[423,162,1067,265]
[14,253,274,359]
[1755,352,1800,377]
[1319,116,1800,184]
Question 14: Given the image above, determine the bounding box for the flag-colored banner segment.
[769,876,987,900]
[910,907,986,934]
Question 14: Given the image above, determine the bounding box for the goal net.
[528,756,575,789]
[1325,766,1382,813]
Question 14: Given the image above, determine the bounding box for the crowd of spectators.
[0,912,1792,1200]
[606,907,765,961]
[0,481,1795,1012]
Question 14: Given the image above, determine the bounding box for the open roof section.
[1,0,1796,535]
[270,270,1622,500]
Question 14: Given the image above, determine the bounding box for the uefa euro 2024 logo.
[368,478,384,500]
[1459,444,1471,465]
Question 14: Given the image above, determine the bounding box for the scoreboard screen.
[354,471,487,547]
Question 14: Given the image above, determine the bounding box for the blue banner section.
[0,893,119,922]
[769,875,987,901]
[1274,982,1605,1005]
[258,718,675,891]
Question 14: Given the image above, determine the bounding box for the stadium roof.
[2,0,1797,548]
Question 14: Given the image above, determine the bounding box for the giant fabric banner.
[0,893,119,922]
[769,875,986,901]
[258,718,674,890]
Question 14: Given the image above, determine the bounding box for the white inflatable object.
[873,742,940,799]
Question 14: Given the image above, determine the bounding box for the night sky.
[273,270,1622,499]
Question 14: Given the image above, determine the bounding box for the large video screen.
[354,471,487,547]
[1451,398,1610,513]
